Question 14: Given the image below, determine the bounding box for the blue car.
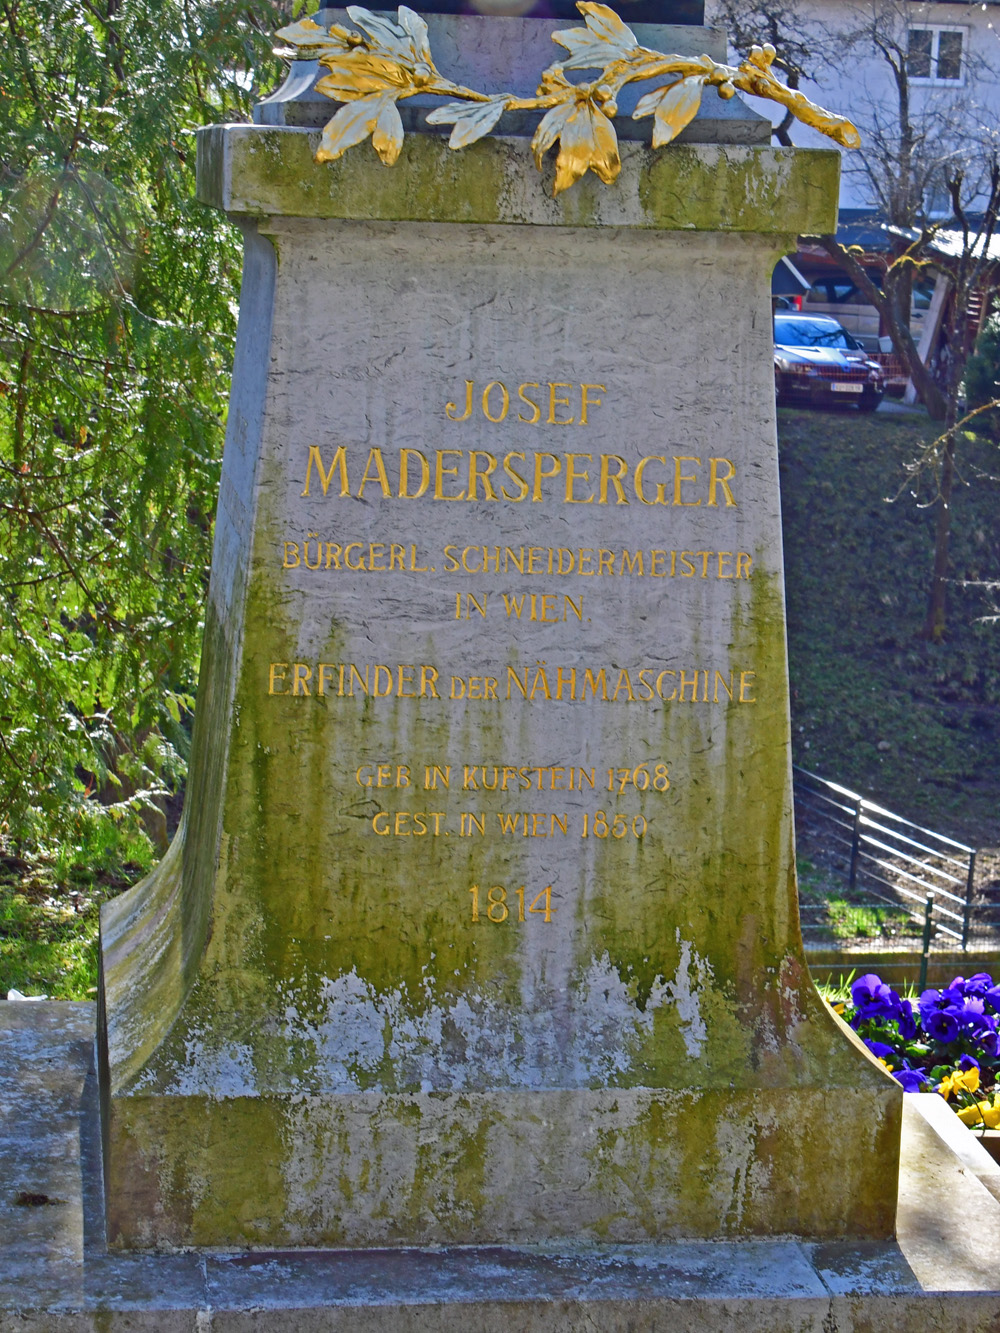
[774,313,885,413]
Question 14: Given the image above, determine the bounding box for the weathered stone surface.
[103,78,895,1248]
[5,1006,1000,1328]
[196,130,839,233]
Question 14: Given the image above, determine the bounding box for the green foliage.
[0,0,291,855]
[964,313,1000,439]
[825,898,913,940]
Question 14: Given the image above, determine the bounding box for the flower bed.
[829,972,1000,1130]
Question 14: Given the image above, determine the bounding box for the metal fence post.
[919,892,935,993]
[848,796,863,893]
[961,850,978,952]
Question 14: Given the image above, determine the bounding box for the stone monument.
[98,4,901,1249]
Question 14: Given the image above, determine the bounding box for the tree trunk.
[816,236,950,420]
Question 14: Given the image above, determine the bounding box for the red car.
[774,313,884,412]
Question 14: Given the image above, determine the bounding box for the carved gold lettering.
[357,448,391,499]
[634,456,668,505]
[434,449,466,500]
[564,453,594,504]
[482,381,509,423]
[673,456,701,506]
[501,452,529,502]
[579,383,604,425]
[468,451,499,500]
[399,448,430,499]
[268,663,288,695]
[678,669,699,702]
[303,534,323,570]
[368,543,386,572]
[445,380,474,421]
[656,669,677,700]
[292,663,312,696]
[373,665,393,697]
[301,444,349,497]
[547,382,574,425]
[708,457,737,507]
[531,452,561,502]
[714,670,734,702]
[517,383,541,424]
[598,454,629,505]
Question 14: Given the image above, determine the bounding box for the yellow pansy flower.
[938,1067,981,1101]
[957,1098,1000,1129]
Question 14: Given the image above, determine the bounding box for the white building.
[705,0,1000,216]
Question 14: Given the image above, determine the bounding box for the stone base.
[6,1001,1000,1330]
[103,1084,899,1249]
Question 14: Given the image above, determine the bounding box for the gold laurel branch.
[277,3,860,192]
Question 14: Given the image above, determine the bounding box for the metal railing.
[792,767,996,975]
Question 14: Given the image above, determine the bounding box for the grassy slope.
[779,405,1000,847]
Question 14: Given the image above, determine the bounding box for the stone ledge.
[195,125,840,234]
[3,1002,1000,1329]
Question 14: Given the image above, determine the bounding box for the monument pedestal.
[100,21,900,1249]
[9,1003,1000,1328]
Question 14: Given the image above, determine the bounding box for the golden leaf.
[275,19,360,61]
[346,6,415,61]
[552,2,638,69]
[316,93,402,163]
[316,52,410,99]
[372,97,405,165]
[275,18,324,43]
[633,75,706,148]
[397,6,434,67]
[532,92,620,195]
[532,101,573,171]
[426,97,508,149]
[287,3,860,193]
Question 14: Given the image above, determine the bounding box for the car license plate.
[832,382,863,393]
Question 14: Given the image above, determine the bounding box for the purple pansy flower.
[978,1029,1000,1057]
[864,1039,896,1061]
[918,988,963,1024]
[896,998,918,1040]
[852,974,899,1020]
[956,998,996,1040]
[924,1009,960,1043]
[894,1068,931,1092]
[963,973,994,998]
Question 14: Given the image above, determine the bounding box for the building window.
[908,26,966,84]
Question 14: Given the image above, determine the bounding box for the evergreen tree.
[0,0,288,855]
